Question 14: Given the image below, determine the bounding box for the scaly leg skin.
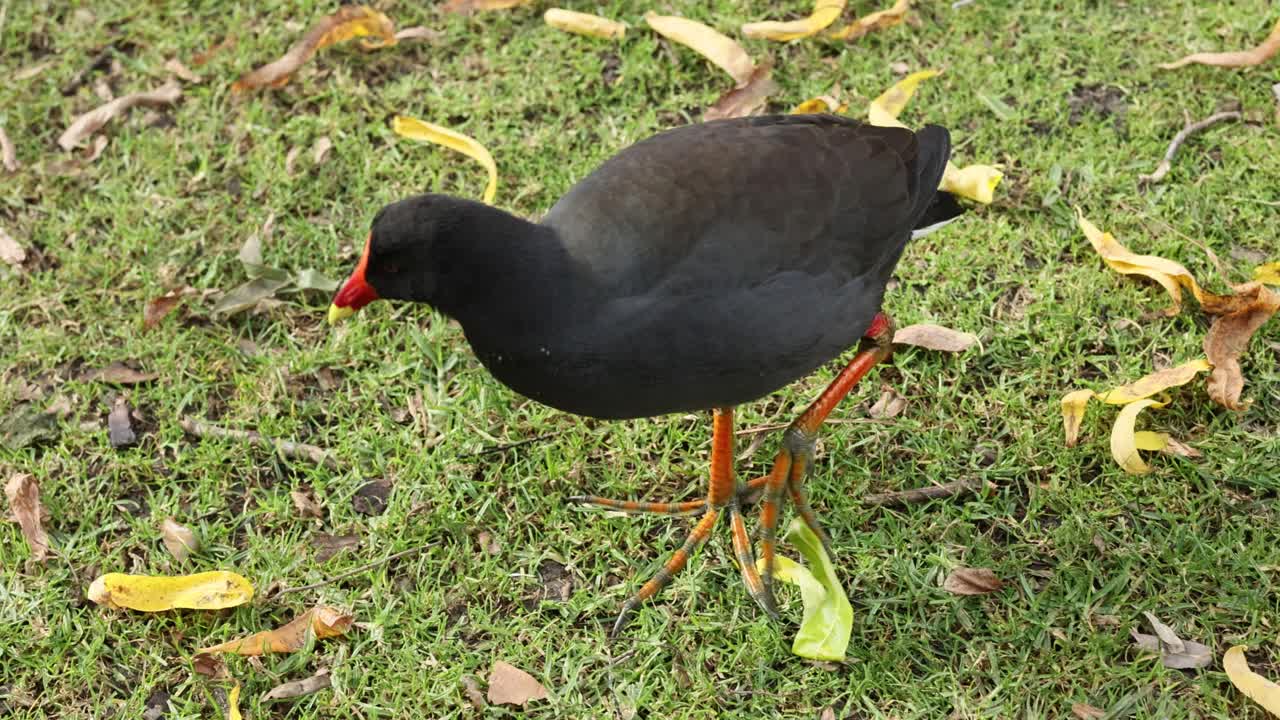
[757,312,896,606]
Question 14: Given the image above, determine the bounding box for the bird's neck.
[430,205,581,339]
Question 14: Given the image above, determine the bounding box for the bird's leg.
[757,312,896,602]
[610,407,760,638]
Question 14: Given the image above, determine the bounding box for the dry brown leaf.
[444,0,532,13]
[192,35,236,66]
[312,136,333,165]
[704,64,777,121]
[57,81,182,151]
[0,126,17,172]
[263,669,331,701]
[942,567,1002,595]
[311,532,359,562]
[461,676,487,710]
[232,6,397,93]
[894,323,978,352]
[1204,283,1280,410]
[1071,703,1106,719]
[143,287,194,331]
[1131,628,1212,669]
[199,606,353,655]
[544,9,626,39]
[742,0,845,41]
[161,518,199,562]
[828,0,910,41]
[164,58,201,83]
[487,661,549,707]
[5,474,50,562]
[643,12,756,86]
[81,362,159,385]
[0,225,25,268]
[1160,18,1280,69]
[394,26,441,42]
[290,489,324,519]
[107,396,137,448]
[868,387,907,419]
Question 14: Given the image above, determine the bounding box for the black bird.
[329,114,962,636]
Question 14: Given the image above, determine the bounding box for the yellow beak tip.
[327,304,356,326]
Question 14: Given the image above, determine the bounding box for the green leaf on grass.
[757,518,853,661]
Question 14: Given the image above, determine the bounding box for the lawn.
[2,0,1279,717]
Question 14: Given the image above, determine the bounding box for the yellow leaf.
[1061,389,1094,448]
[444,0,532,12]
[1160,18,1280,70]
[1110,398,1167,474]
[940,163,1003,204]
[643,12,756,86]
[742,0,846,41]
[791,96,848,114]
[1255,262,1280,285]
[1075,210,1195,315]
[228,681,242,720]
[87,571,253,611]
[316,6,397,50]
[543,8,626,39]
[867,69,941,126]
[198,605,353,655]
[232,6,397,93]
[828,0,910,41]
[393,116,498,204]
[1098,358,1212,404]
[1133,431,1169,452]
[1225,645,1280,717]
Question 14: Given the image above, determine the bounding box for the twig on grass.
[862,477,990,507]
[1138,111,1241,186]
[180,416,337,469]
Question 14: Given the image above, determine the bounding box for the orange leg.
[758,312,896,603]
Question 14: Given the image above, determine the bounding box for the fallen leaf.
[704,64,777,121]
[1143,611,1186,653]
[164,58,201,83]
[1160,18,1280,69]
[0,126,17,172]
[161,518,199,562]
[1204,283,1280,410]
[444,0,532,13]
[352,479,392,516]
[1225,645,1280,716]
[213,277,290,315]
[819,707,837,720]
[828,0,910,42]
[263,669,331,701]
[192,35,236,66]
[199,606,352,655]
[1158,435,1201,458]
[311,532,360,562]
[544,9,626,39]
[487,661,549,706]
[393,116,497,204]
[643,12,756,86]
[1102,358,1212,404]
[868,68,939,126]
[143,287,195,330]
[88,571,254,611]
[1109,398,1167,475]
[227,682,243,720]
[742,0,845,41]
[290,489,324,519]
[394,26,441,42]
[868,386,907,419]
[5,474,51,562]
[940,163,1004,204]
[107,396,137,448]
[791,95,848,114]
[1255,262,1280,285]
[0,405,59,450]
[0,225,26,267]
[461,676,488,710]
[311,136,333,165]
[291,267,339,292]
[943,567,1003,595]
[754,518,854,661]
[1131,617,1213,670]
[894,323,978,352]
[85,135,109,163]
[192,652,229,677]
[1071,702,1106,719]
[57,81,182,151]
[232,6,397,93]
[81,362,159,385]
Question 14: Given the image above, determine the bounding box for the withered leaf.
[1204,282,1280,410]
[0,405,59,450]
[263,669,331,701]
[1224,645,1280,716]
[107,396,137,448]
[199,606,353,655]
[164,58,201,83]
[704,64,777,121]
[829,0,911,41]
[942,567,1003,595]
[1160,18,1280,70]
[311,532,359,562]
[232,6,397,93]
[487,661,549,707]
[1071,703,1106,719]
[311,136,333,165]
[5,474,51,562]
[143,287,194,331]
[444,0,532,14]
[461,676,487,710]
[894,323,979,352]
[57,81,182,151]
[161,518,199,562]
[543,9,627,39]
[1,224,26,267]
[290,489,324,519]
[1131,628,1213,669]
[394,26,441,42]
[0,126,17,172]
[868,386,907,419]
[352,479,391,516]
[643,12,756,86]
[82,362,158,385]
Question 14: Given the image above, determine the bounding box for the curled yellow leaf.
[1110,398,1166,475]
[828,0,910,41]
[544,9,626,39]
[228,682,243,720]
[941,163,1003,204]
[1098,358,1212,404]
[1061,389,1094,448]
[1255,262,1280,285]
[1075,210,1195,315]
[393,116,497,204]
[199,605,353,655]
[643,12,755,86]
[1132,431,1169,452]
[87,571,253,611]
[742,0,846,41]
[1225,645,1280,716]
[791,95,848,114]
[231,6,396,93]
[867,69,941,128]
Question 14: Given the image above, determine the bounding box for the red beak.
[328,233,379,324]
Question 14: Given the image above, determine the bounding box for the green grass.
[3,0,1279,717]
